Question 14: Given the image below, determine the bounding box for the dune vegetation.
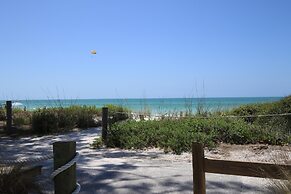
[106,96,291,154]
[0,104,130,135]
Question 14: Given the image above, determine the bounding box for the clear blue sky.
[0,0,290,100]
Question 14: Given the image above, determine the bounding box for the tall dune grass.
[266,152,291,194]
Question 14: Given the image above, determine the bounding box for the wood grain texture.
[192,143,206,194]
[205,158,291,180]
[53,141,76,194]
[102,107,109,144]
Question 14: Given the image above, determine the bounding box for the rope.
[0,154,53,165]
[126,112,291,119]
[72,183,81,194]
[222,112,291,118]
[109,111,291,118]
[171,112,291,119]
[111,111,131,115]
[51,152,80,194]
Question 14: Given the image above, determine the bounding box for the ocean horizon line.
[0,97,283,112]
[0,96,284,101]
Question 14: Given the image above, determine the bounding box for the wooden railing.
[192,142,291,194]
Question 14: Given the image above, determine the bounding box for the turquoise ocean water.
[0,97,281,113]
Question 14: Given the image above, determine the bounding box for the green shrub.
[0,108,5,121]
[31,106,102,134]
[90,137,103,149]
[230,96,291,134]
[56,108,76,129]
[74,106,100,128]
[107,104,130,124]
[1,104,130,133]
[108,118,289,154]
[13,110,32,126]
[231,104,266,123]
[30,105,130,134]
[32,109,59,134]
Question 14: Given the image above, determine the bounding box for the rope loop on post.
[0,151,81,194]
[51,152,80,194]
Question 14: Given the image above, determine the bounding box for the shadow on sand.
[0,127,272,194]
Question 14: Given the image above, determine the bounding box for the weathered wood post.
[192,142,206,194]
[102,107,109,145]
[6,101,12,130]
[139,114,144,121]
[287,115,291,136]
[53,141,77,194]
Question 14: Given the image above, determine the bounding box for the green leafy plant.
[90,137,103,149]
[107,117,289,154]
[230,96,291,134]
[107,104,130,124]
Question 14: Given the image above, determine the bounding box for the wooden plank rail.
[192,142,291,194]
[205,158,291,179]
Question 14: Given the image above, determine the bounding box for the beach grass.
[0,104,130,135]
[265,152,291,194]
[0,166,42,194]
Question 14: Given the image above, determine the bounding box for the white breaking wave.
[12,102,24,107]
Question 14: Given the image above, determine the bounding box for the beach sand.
[0,127,290,194]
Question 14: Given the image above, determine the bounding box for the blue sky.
[0,0,290,99]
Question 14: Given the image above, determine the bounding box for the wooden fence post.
[102,107,109,145]
[192,142,206,194]
[53,141,77,194]
[139,114,144,121]
[6,101,12,131]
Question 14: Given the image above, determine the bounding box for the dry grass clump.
[0,166,42,194]
[270,178,291,194]
[266,151,291,194]
[267,168,291,194]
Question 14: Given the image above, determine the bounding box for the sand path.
[0,128,284,194]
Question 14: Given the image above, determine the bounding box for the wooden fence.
[192,142,291,194]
